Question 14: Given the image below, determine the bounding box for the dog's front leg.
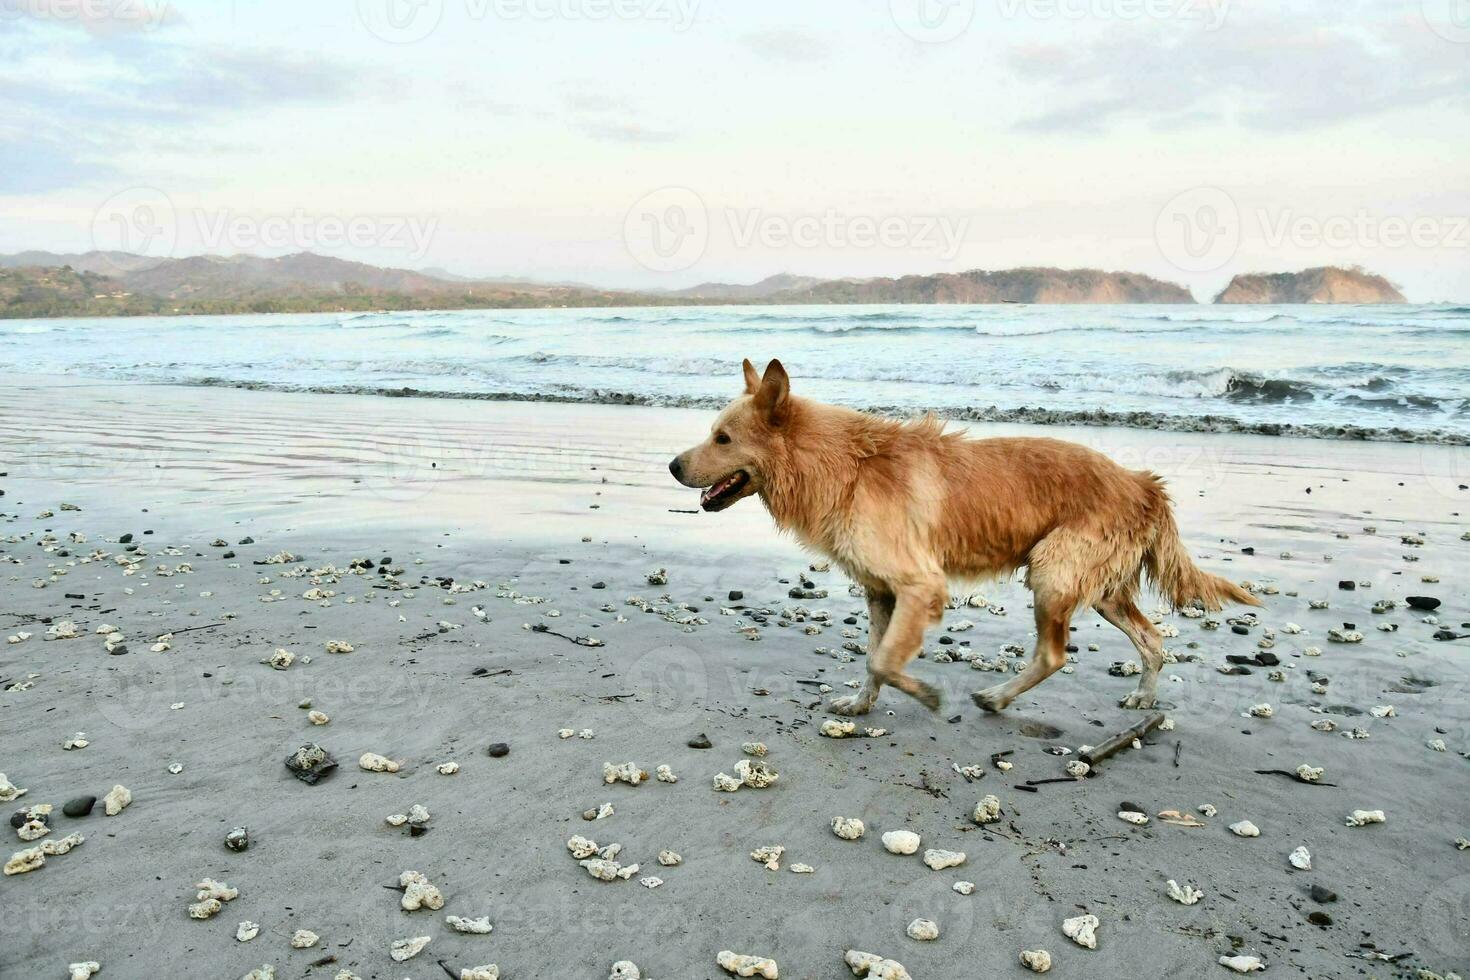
[855,580,944,713]
[829,587,895,715]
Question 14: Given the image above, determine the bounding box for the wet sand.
[1,376,1467,979]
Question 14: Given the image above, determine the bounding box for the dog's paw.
[1120,691,1157,710]
[912,679,942,713]
[829,693,874,716]
[972,688,1008,713]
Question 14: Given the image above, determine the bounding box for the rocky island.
[1213,266,1405,304]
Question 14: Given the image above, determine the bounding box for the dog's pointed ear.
[754,358,790,424]
[742,358,761,395]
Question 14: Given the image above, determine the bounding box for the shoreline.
[100,374,1470,446]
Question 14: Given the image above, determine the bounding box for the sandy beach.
[2,376,1467,980]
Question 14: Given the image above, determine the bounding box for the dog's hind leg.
[865,578,944,712]
[830,587,895,716]
[974,590,1074,712]
[1095,594,1165,709]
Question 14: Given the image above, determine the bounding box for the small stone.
[1288,845,1311,870]
[1062,913,1099,949]
[63,796,96,818]
[1230,820,1260,838]
[882,830,921,855]
[290,929,319,949]
[487,743,510,758]
[225,827,249,852]
[688,733,712,749]
[716,951,777,979]
[906,918,939,941]
[102,785,131,816]
[1020,949,1052,973]
[1218,954,1265,973]
[923,848,966,870]
[831,816,865,840]
[1309,884,1337,903]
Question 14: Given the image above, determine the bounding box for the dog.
[669,358,1260,715]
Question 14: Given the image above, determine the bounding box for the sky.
[1,0,1467,300]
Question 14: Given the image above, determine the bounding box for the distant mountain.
[26,251,1438,318]
[0,251,671,317]
[767,267,1196,304]
[0,250,166,276]
[1214,266,1405,304]
[120,252,458,299]
[670,273,824,300]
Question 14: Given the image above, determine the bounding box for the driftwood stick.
[1079,711,1165,766]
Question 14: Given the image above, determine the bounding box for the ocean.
[8,303,1469,443]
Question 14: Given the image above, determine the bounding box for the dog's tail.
[1143,480,1260,612]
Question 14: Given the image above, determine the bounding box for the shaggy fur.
[670,359,1260,715]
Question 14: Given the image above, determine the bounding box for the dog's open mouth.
[700,470,750,512]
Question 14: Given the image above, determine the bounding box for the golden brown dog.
[670,358,1259,715]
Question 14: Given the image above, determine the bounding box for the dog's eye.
[714,431,731,445]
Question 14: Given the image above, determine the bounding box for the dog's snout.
[668,456,684,481]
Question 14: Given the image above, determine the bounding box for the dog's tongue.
[700,474,738,507]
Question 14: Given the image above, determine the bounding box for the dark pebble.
[225,827,249,852]
[1255,652,1280,666]
[1406,595,1441,611]
[222,551,235,559]
[1119,800,1146,813]
[238,536,254,544]
[938,635,953,645]
[9,810,27,829]
[1307,911,1332,927]
[487,742,510,758]
[728,590,744,601]
[1241,546,1254,555]
[1309,884,1337,903]
[688,733,712,749]
[1231,624,1250,635]
[591,581,606,589]
[119,533,133,543]
[63,796,96,818]
[107,644,129,656]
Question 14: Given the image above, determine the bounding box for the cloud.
[740,28,827,62]
[0,29,368,192]
[1008,3,1470,133]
